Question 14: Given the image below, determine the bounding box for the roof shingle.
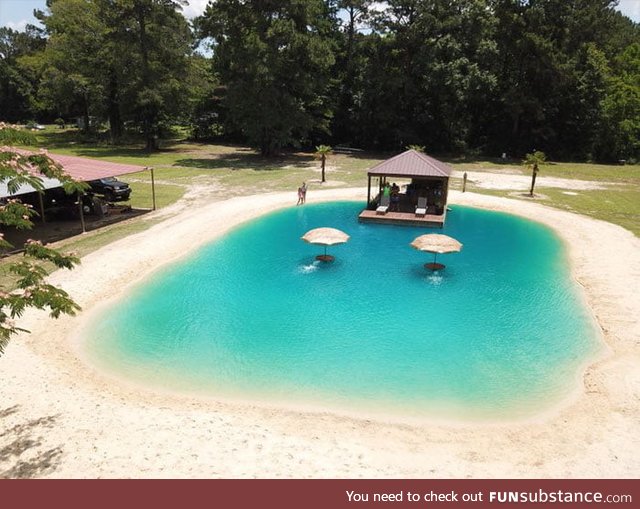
[367,149,451,178]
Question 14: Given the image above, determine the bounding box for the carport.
[1,149,156,234]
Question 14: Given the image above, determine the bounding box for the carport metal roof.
[1,149,149,198]
[1,148,157,233]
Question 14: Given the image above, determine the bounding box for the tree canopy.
[199,0,336,156]
[15,0,197,148]
[1,0,639,161]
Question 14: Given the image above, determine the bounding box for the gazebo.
[359,149,452,227]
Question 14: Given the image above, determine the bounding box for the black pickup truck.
[88,177,132,201]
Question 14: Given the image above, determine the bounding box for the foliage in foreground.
[0,125,81,355]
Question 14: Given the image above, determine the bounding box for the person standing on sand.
[301,182,307,204]
[297,183,304,205]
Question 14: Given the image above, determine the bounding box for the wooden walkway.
[358,208,446,228]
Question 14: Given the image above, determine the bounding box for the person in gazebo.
[390,183,400,211]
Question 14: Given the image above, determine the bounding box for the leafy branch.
[0,125,82,355]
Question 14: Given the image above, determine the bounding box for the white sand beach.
[1,188,639,478]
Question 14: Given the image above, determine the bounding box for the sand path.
[450,170,614,191]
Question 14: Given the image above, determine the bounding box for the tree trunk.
[511,113,520,137]
[82,93,90,135]
[321,154,326,182]
[135,1,155,151]
[346,7,356,69]
[260,136,269,157]
[260,129,275,156]
[108,71,122,142]
[529,164,538,196]
[135,2,150,82]
[145,126,157,151]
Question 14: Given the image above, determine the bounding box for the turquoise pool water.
[86,202,602,420]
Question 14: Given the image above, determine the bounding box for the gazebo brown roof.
[367,149,452,178]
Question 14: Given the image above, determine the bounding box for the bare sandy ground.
[451,170,613,191]
[1,188,639,478]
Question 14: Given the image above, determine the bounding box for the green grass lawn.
[451,181,640,236]
[128,181,187,209]
[10,128,640,240]
[3,128,638,290]
[538,186,640,235]
[448,157,639,184]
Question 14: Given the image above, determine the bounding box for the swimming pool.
[85,202,602,420]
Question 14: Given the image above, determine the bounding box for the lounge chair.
[376,194,390,214]
[415,196,427,217]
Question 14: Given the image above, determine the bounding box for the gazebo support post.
[150,167,156,211]
[366,174,371,207]
[37,192,46,223]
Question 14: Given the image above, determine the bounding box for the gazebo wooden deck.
[359,149,452,228]
[358,208,446,227]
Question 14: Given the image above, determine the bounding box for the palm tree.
[315,145,332,183]
[523,150,546,197]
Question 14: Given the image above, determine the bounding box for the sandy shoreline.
[1,188,639,478]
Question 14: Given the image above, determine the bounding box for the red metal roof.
[38,151,148,181]
[1,148,148,197]
[367,149,452,178]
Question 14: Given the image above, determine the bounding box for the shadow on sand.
[0,405,64,479]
